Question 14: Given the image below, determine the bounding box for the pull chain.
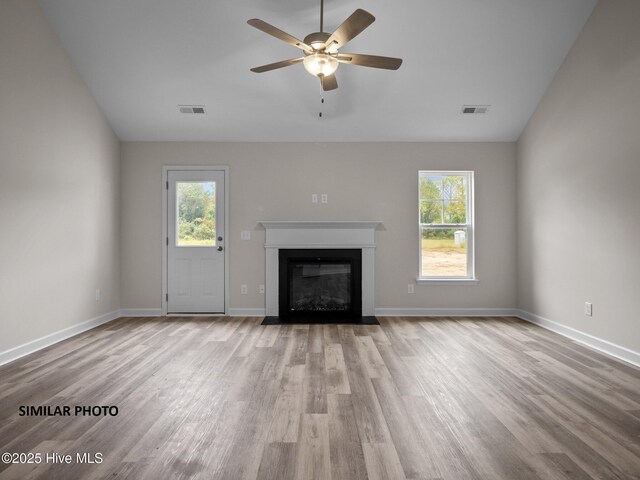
[319,77,325,117]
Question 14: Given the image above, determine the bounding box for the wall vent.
[461,105,490,114]
[179,105,206,114]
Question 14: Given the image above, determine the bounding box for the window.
[176,181,216,246]
[419,171,474,280]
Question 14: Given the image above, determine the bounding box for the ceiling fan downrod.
[320,0,324,33]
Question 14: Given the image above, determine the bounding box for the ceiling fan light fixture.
[303,53,339,77]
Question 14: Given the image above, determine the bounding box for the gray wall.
[120,142,517,312]
[0,1,121,353]
[517,0,640,351]
[9,0,637,361]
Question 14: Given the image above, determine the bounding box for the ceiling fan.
[247,0,402,91]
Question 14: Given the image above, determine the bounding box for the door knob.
[217,236,223,241]
[217,246,223,251]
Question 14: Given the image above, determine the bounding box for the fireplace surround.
[260,221,380,322]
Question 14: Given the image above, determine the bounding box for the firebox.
[278,249,362,320]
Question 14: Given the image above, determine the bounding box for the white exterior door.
[167,170,225,313]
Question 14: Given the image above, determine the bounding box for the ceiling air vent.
[179,105,206,114]
[460,105,491,115]
[461,105,490,114]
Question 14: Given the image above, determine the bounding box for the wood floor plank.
[354,335,391,379]
[256,442,296,480]
[289,327,310,366]
[324,344,351,394]
[327,394,368,480]
[538,453,595,480]
[0,316,639,479]
[375,343,424,396]
[362,442,407,480]
[267,391,302,443]
[308,324,324,354]
[322,324,341,345]
[294,414,331,480]
[255,325,280,348]
[371,376,443,479]
[533,394,640,478]
[341,341,393,443]
[304,353,328,414]
[403,394,486,480]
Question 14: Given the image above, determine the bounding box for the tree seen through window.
[177,182,216,246]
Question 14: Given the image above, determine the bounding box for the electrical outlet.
[95,289,100,301]
[240,284,248,295]
[311,194,318,203]
[258,284,265,294]
[241,230,251,240]
[321,194,328,204]
[408,284,415,294]
[584,302,593,316]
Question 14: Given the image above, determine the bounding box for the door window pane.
[176,182,216,246]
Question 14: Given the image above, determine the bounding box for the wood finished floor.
[1,316,640,479]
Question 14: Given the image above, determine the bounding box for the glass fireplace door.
[289,262,352,313]
[278,249,362,320]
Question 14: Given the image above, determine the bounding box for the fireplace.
[279,249,362,320]
[259,221,380,323]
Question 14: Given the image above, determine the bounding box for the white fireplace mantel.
[259,221,381,317]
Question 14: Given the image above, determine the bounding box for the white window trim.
[418,170,476,282]
[416,278,479,285]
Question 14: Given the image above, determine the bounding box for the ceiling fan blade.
[247,19,313,53]
[337,53,403,70]
[250,57,304,73]
[321,74,338,91]
[324,9,375,52]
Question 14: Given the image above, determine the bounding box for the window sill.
[416,278,479,285]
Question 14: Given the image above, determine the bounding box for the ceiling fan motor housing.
[303,32,332,52]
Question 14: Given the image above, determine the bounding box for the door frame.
[162,165,230,316]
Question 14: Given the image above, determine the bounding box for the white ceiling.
[37,0,597,142]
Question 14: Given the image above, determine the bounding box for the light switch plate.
[585,302,593,316]
[241,230,251,240]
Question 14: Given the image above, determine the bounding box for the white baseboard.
[375,308,519,317]
[120,308,267,317]
[0,310,120,367]
[4,307,636,370]
[119,308,163,317]
[229,307,517,318]
[228,308,266,317]
[516,309,640,368]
